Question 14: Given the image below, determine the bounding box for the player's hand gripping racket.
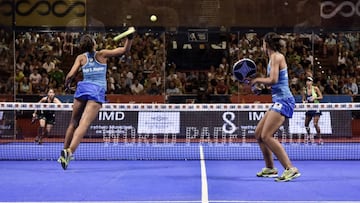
[113,27,136,41]
[232,58,260,94]
[64,76,75,93]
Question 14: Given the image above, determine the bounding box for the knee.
[69,119,79,128]
[254,129,262,142]
[260,134,272,143]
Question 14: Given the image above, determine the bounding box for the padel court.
[1,103,360,202]
[0,144,360,202]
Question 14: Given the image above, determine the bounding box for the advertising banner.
[50,109,352,140]
[15,0,86,27]
[0,111,15,138]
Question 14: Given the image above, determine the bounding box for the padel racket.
[113,27,135,41]
[232,58,257,84]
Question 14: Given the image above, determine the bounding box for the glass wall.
[0,0,359,103]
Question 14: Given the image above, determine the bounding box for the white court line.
[211,202,360,203]
[0,202,201,203]
[1,201,360,203]
[199,145,209,203]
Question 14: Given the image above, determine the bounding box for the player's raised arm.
[99,37,133,58]
[98,27,135,58]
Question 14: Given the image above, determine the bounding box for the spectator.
[18,76,32,94]
[147,82,161,95]
[15,68,25,83]
[29,68,42,93]
[16,57,26,71]
[324,79,338,94]
[214,79,229,95]
[39,72,50,93]
[323,34,337,57]
[130,79,144,95]
[42,56,55,73]
[63,33,74,55]
[49,64,65,88]
[166,80,181,95]
[346,77,358,95]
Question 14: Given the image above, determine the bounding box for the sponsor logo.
[321,0,360,19]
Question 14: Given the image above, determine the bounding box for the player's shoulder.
[313,85,321,91]
[76,53,88,64]
[274,52,285,61]
[76,53,87,60]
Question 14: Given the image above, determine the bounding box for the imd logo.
[98,112,125,121]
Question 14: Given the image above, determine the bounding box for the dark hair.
[80,34,94,53]
[263,32,283,52]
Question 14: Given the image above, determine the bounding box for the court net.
[0,102,359,160]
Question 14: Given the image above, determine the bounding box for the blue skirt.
[270,97,295,118]
[74,81,106,103]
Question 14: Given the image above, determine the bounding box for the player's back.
[267,63,292,100]
[82,52,107,90]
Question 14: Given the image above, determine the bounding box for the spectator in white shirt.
[42,56,55,73]
[130,79,144,95]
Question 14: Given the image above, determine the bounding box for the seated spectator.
[49,64,65,88]
[18,76,32,94]
[324,79,338,94]
[116,77,131,94]
[42,56,55,73]
[29,68,42,93]
[39,72,50,93]
[147,82,161,95]
[214,79,229,95]
[15,68,25,83]
[323,33,337,57]
[130,79,144,95]
[346,77,358,95]
[166,80,181,95]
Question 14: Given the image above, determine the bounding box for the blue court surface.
[1,159,360,202]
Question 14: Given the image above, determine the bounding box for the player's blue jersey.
[81,52,107,90]
[267,61,293,101]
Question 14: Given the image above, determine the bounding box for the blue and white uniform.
[267,60,295,118]
[74,52,107,103]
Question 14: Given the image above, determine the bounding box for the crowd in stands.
[0,28,359,101]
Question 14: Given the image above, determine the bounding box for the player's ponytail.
[80,34,95,53]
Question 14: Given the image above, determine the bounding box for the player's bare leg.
[313,116,322,144]
[68,101,101,154]
[255,111,278,177]
[59,99,86,169]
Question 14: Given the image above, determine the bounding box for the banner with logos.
[321,0,360,30]
[49,109,352,140]
[14,0,86,27]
